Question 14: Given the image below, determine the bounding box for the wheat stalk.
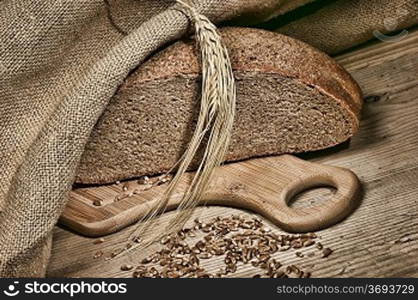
[122,0,236,254]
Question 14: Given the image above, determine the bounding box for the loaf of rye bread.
[75,27,362,184]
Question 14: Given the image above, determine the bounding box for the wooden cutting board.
[60,155,360,237]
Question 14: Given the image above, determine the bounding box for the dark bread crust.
[128,27,362,121]
[76,27,362,184]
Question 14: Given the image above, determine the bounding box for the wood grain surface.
[47,28,418,278]
[61,155,360,236]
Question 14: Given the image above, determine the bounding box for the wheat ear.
[124,0,236,253]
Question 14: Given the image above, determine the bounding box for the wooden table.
[47,28,418,278]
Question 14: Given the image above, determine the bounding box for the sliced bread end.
[75,28,362,184]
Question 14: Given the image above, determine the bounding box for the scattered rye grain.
[92,199,103,206]
[93,251,103,259]
[110,215,333,278]
[93,238,105,244]
[322,248,333,258]
[120,264,133,271]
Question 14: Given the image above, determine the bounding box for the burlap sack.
[274,0,418,54]
[230,0,315,25]
[1,0,417,278]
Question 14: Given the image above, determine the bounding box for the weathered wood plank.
[47,28,418,278]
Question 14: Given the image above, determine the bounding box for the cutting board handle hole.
[288,185,337,209]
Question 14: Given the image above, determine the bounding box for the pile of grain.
[106,215,333,278]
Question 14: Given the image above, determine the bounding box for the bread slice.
[76,27,362,184]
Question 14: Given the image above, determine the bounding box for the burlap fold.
[275,0,418,54]
[1,0,417,278]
